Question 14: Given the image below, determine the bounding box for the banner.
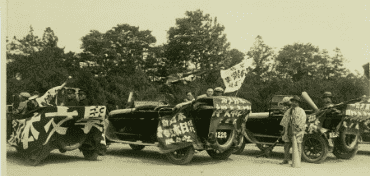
[8,106,107,152]
[156,105,201,153]
[220,59,249,93]
[344,104,370,132]
[363,63,370,79]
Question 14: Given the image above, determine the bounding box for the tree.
[246,35,275,80]
[165,9,230,73]
[223,48,245,69]
[80,24,157,76]
[275,43,320,82]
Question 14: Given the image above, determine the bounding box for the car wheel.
[338,128,358,152]
[165,146,195,165]
[256,144,274,152]
[302,134,329,164]
[333,138,359,160]
[232,135,246,155]
[207,148,234,160]
[129,144,145,151]
[82,150,99,161]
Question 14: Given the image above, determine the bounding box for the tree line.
[6,9,369,112]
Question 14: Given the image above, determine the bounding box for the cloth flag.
[220,59,250,93]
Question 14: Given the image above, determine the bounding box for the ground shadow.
[6,150,87,167]
[357,150,370,156]
[235,148,341,164]
[106,148,227,166]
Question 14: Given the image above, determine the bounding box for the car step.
[253,134,280,138]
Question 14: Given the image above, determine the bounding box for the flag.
[363,63,370,79]
[220,59,250,93]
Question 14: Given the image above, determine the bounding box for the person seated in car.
[197,88,214,99]
[184,91,195,102]
[64,89,79,106]
[213,87,224,96]
[13,92,31,116]
[78,89,89,106]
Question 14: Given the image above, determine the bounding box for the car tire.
[82,150,99,161]
[338,128,358,152]
[129,144,145,151]
[232,135,246,155]
[333,138,359,160]
[165,146,195,165]
[302,134,329,164]
[207,148,234,160]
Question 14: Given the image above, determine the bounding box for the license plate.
[329,132,338,138]
[217,132,227,139]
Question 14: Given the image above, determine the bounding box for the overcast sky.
[6,0,370,74]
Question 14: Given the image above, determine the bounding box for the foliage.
[165,9,230,73]
[6,10,368,114]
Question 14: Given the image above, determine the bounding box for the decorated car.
[105,96,251,165]
[8,106,107,166]
[344,102,370,146]
[233,94,364,164]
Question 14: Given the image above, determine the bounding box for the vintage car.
[105,96,251,165]
[233,95,362,164]
[8,105,107,166]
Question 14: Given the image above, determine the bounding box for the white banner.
[220,59,249,93]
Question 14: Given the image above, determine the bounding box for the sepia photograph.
[2,0,370,176]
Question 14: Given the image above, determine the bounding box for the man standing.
[78,89,89,106]
[197,88,214,99]
[214,87,224,96]
[65,89,79,106]
[279,95,307,165]
[183,91,195,102]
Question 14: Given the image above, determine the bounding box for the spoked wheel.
[232,134,246,155]
[302,134,328,164]
[256,144,274,152]
[165,146,195,165]
[82,150,99,161]
[129,144,145,151]
[207,148,234,160]
[333,138,359,160]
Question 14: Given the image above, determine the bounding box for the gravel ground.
[6,143,370,176]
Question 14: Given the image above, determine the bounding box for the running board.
[253,134,280,138]
[255,142,276,145]
[109,139,159,146]
[114,132,141,136]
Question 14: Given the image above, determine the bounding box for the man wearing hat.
[183,91,195,102]
[322,91,334,108]
[78,89,90,106]
[13,92,31,116]
[65,88,79,106]
[279,95,307,165]
[214,87,224,96]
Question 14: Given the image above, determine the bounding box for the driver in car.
[279,95,307,165]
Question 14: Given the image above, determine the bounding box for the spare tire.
[211,125,236,152]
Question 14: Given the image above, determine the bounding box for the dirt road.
[6,143,370,176]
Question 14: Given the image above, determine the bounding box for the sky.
[5,0,370,74]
